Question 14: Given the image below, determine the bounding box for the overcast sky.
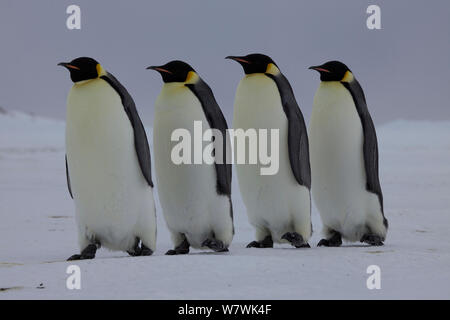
[1,0,449,125]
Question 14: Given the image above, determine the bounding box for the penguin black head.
[309,61,353,82]
[58,57,105,83]
[226,53,279,75]
[147,60,196,83]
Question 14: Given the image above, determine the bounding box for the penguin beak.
[58,62,80,70]
[225,56,250,64]
[308,65,330,73]
[146,66,173,74]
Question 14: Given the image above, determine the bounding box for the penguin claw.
[246,235,273,248]
[317,238,342,247]
[317,231,342,247]
[67,244,97,261]
[127,249,141,256]
[246,241,262,248]
[166,238,190,255]
[281,232,309,248]
[67,254,83,261]
[165,248,189,255]
[202,239,228,252]
[140,246,153,256]
[360,234,384,246]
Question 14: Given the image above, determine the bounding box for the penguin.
[59,57,157,260]
[147,60,233,254]
[227,53,312,248]
[308,60,388,246]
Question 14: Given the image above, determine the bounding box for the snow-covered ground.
[0,110,449,299]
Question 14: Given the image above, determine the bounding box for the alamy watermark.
[66,5,81,30]
[171,121,279,175]
[66,265,81,290]
[366,265,381,290]
[367,5,381,30]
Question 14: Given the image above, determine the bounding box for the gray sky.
[1,0,449,125]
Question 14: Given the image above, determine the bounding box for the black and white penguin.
[309,60,388,246]
[148,60,233,254]
[59,57,156,260]
[227,53,312,248]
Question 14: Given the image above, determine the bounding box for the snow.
[0,110,449,299]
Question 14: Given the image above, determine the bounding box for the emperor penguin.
[227,53,312,248]
[59,57,157,260]
[309,60,388,246]
[147,60,233,254]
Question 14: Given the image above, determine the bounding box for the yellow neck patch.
[265,63,280,75]
[96,64,107,77]
[341,71,354,83]
[185,71,199,84]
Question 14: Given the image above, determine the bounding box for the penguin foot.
[202,239,229,252]
[360,234,384,246]
[246,235,273,248]
[128,245,154,256]
[127,238,154,257]
[67,244,97,261]
[166,238,190,255]
[140,244,153,256]
[317,232,342,247]
[281,232,310,248]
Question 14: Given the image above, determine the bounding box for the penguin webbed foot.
[360,234,384,246]
[281,232,310,248]
[317,231,342,247]
[166,238,190,255]
[202,239,229,252]
[67,243,97,261]
[128,238,154,257]
[246,235,273,248]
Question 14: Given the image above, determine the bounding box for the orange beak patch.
[312,67,330,73]
[65,64,80,70]
[154,67,172,74]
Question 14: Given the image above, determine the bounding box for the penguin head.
[147,60,197,83]
[226,53,280,75]
[58,57,106,83]
[309,61,353,82]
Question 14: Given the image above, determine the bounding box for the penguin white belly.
[233,75,311,242]
[153,83,232,248]
[66,78,155,251]
[309,82,381,241]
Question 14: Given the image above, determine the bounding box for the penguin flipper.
[266,73,311,189]
[342,79,384,214]
[186,79,232,196]
[65,155,73,199]
[100,73,154,188]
